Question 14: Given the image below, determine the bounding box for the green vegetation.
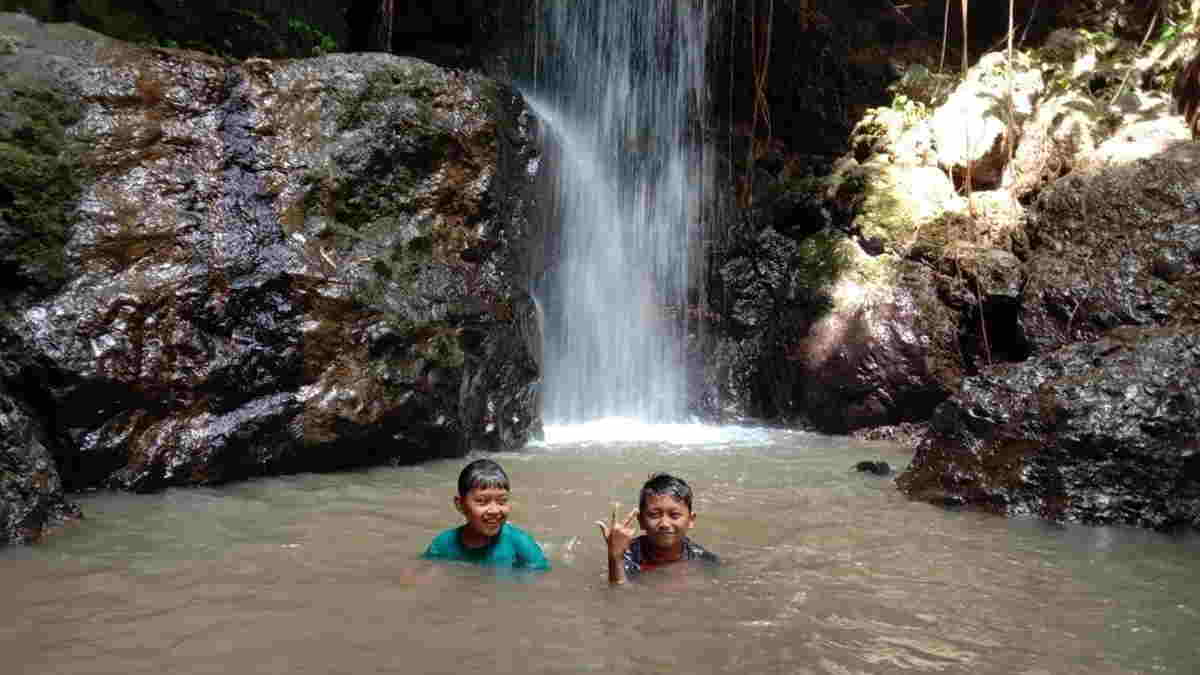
[0,2,344,60]
[1077,27,1118,52]
[1153,1,1199,48]
[332,165,419,230]
[0,31,20,55]
[336,66,445,132]
[294,159,468,374]
[287,17,337,57]
[888,63,953,110]
[889,94,930,126]
[791,230,852,312]
[0,81,85,291]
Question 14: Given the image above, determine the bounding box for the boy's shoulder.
[500,523,551,570]
[681,537,719,565]
[624,535,719,571]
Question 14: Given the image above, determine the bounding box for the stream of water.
[525,0,710,422]
[4,428,1197,674]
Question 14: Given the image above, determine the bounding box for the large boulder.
[0,12,542,541]
[898,326,1200,530]
[896,83,1200,533]
[701,224,857,423]
[786,249,965,433]
[704,218,967,432]
[1006,90,1103,200]
[931,51,1045,189]
[849,161,961,256]
[1022,123,1200,353]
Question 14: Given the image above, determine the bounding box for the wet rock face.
[787,259,964,433]
[701,225,854,423]
[0,376,81,544]
[1024,137,1200,351]
[0,14,541,534]
[701,211,966,431]
[898,327,1200,530]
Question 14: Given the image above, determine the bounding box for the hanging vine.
[738,0,774,209]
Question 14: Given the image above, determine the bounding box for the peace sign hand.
[596,503,639,559]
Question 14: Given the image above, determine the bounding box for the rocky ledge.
[898,326,1199,530]
[702,14,1200,530]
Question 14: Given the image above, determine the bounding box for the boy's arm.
[596,506,639,585]
[607,551,628,585]
[420,540,441,560]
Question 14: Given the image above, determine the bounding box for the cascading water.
[522,0,711,425]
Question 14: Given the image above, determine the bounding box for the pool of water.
[3,426,1198,674]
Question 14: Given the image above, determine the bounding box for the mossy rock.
[852,164,958,255]
[0,30,21,54]
[374,318,466,374]
[335,65,445,133]
[0,80,85,292]
[790,229,854,309]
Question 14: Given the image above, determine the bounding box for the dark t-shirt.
[622,535,719,577]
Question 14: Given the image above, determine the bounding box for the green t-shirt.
[422,522,551,571]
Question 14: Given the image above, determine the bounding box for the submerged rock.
[853,460,892,476]
[0,14,542,541]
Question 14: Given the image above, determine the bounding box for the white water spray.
[524,0,711,425]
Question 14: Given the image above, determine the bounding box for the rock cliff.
[0,12,543,543]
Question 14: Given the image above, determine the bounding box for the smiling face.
[637,493,696,556]
[455,486,511,547]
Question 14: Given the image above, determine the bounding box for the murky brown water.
[3,426,1198,674]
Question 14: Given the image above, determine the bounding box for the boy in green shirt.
[422,458,551,571]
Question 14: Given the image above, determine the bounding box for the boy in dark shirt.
[596,472,718,584]
[422,458,550,571]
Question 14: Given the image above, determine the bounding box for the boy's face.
[454,486,511,539]
[638,494,695,550]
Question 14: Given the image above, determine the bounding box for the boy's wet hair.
[458,458,510,496]
[638,472,693,512]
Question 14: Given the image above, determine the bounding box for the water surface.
[4,428,1198,674]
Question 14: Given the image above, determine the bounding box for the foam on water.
[539,417,773,446]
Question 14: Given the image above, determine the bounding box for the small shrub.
[287,17,337,57]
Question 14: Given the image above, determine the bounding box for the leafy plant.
[890,94,930,126]
[1154,0,1200,48]
[1078,27,1117,51]
[287,17,337,56]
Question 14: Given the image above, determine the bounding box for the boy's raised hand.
[597,504,638,585]
[596,504,639,557]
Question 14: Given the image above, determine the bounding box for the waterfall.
[523,0,711,424]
